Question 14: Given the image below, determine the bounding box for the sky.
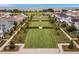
[0,4,79,8]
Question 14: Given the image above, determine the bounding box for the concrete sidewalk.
[0,48,59,54]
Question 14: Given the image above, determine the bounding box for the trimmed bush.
[68,40,76,49]
[9,41,16,49]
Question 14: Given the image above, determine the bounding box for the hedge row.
[27,27,53,29]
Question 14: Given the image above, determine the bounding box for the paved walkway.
[21,48,59,54]
[0,48,59,54]
[58,43,69,54]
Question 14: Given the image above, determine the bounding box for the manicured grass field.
[25,29,58,48]
[32,16,49,20]
[24,15,69,48]
[29,22,52,27]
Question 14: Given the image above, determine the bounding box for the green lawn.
[25,15,58,48]
[25,29,58,48]
[32,16,49,20]
[29,22,52,27]
[24,15,69,48]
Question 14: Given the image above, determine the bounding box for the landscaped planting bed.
[11,19,29,43]
[61,26,77,38]
[62,45,79,51]
[12,24,28,43]
[2,45,20,52]
[54,29,70,43]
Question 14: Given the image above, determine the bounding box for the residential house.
[55,12,77,26]
[0,17,14,38]
[71,18,79,29]
[0,13,27,38]
[12,13,27,24]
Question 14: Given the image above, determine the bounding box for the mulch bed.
[2,45,20,52]
[62,45,79,52]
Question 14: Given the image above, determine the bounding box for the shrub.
[23,19,26,22]
[68,40,76,49]
[13,26,17,30]
[56,30,60,35]
[9,41,16,49]
[50,20,55,23]
[66,25,76,32]
[55,27,60,31]
[20,22,23,25]
[14,21,17,26]
[61,22,67,27]
[9,29,14,36]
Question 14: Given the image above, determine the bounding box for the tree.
[66,25,76,32]
[13,21,17,30]
[29,14,33,21]
[68,40,76,49]
[9,29,14,36]
[14,21,17,26]
[56,30,60,35]
[7,9,13,12]
[48,15,55,23]
[42,8,54,12]
[13,9,21,13]
[62,9,67,12]
[23,19,25,22]
[61,22,67,27]
[47,8,54,12]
